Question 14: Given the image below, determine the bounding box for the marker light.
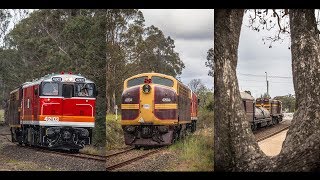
[142,84,151,94]
[144,78,152,84]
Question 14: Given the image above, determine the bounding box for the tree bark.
[275,9,320,171]
[214,9,272,172]
[213,9,320,172]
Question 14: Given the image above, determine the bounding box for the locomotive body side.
[121,73,198,146]
[9,73,96,151]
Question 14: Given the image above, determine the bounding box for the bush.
[197,109,214,129]
[106,114,125,150]
[169,128,214,171]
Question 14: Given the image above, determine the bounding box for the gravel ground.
[0,125,105,171]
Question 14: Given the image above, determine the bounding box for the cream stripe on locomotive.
[121,104,140,109]
[21,120,94,127]
[154,103,177,109]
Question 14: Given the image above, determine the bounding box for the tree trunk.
[275,9,320,171]
[214,9,271,172]
[213,9,320,172]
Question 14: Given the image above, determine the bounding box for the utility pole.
[265,72,269,98]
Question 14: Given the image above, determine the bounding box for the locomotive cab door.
[62,84,74,117]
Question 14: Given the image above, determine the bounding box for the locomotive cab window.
[127,76,148,88]
[151,76,174,87]
[75,83,95,97]
[41,82,59,96]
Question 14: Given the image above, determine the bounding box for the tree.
[214,9,320,171]
[105,10,184,114]
[205,48,214,77]
[188,79,204,93]
[2,9,106,147]
[274,94,295,112]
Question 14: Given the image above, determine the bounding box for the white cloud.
[140,9,213,89]
[140,9,294,98]
[141,9,213,40]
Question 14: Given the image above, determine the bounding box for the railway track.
[255,122,291,142]
[1,133,105,162]
[106,148,163,171]
[19,145,106,162]
[106,147,135,158]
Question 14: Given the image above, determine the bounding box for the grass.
[106,114,126,150]
[80,145,105,156]
[166,109,214,171]
[167,127,214,171]
[0,109,4,124]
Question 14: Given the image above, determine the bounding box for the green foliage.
[105,9,184,113]
[274,94,296,112]
[1,9,106,147]
[205,48,214,77]
[0,109,4,123]
[106,114,125,150]
[169,128,214,171]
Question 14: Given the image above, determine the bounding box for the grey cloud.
[141,9,213,40]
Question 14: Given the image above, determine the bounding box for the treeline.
[0,9,110,147]
[0,9,185,147]
[105,9,185,114]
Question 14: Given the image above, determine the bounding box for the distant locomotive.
[7,72,98,151]
[121,72,199,146]
[241,92,283,131]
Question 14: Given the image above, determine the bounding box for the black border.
[1,0,318,9]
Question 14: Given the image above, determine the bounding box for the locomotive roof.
[125,72,191,91]
[125,72,176,82]
[22,73,94,88]
[240,91,255,100]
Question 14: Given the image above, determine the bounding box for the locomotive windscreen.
[151,76,174,87]
[42,82,59,96]
[127,76,148,87]
[75,83,95,97]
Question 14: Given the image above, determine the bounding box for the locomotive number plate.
[143,104,150,109]
[44,117,60,122]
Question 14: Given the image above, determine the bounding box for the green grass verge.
[0,109,4,123]
[106,114,126,150]
[168,127,214,171]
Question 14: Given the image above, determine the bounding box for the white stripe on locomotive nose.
[21,121,94,127]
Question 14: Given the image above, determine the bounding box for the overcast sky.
[140,9,294,98]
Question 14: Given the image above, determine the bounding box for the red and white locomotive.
[7,72,98,151]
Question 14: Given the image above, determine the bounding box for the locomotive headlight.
[124,97,133,103]
[142,84,151,94]
[80,129,89,137]
[125,126,135,133]
[162,97,171,102]
[158,126,169,133]
[65,77,74,82]
[46,127,60,137]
